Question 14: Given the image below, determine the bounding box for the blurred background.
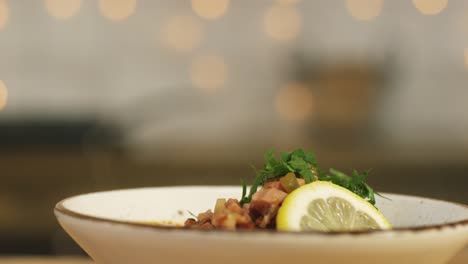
[0,0,467,257]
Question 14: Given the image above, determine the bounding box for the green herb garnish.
[187,210,198,219]
[320,168,376,205]
[240,148,318,205]
[240,148,378,206]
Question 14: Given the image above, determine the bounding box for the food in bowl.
[54,185,468,264]
[184,148,392,232]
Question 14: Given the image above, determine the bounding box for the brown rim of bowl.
[54,187,468,236]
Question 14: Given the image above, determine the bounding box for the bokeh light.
[98,0,136,22]
[275,82,314,122]
[457,10,468,35]
[0,80,8,111]
[190,54,228,93]
[161,15,203,53]
[191,0,229,20]
[0,0,9,30]
[263,4,302,42]
[346,0,383,21]
[44,0,82,20]
[412,0,448,15]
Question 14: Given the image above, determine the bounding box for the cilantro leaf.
[288,155,314,183]
[304,150,317,167]
[319,168,376,205]
[240,148,318,205]
[239,148,379,207]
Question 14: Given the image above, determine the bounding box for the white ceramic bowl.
[55,186,468,264]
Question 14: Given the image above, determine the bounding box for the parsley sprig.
[321,168,376,205]
[240,148,378,206]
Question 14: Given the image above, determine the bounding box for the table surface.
[1,249,467,264]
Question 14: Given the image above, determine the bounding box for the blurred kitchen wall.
[0,0,467,255]
[1,0,468,148]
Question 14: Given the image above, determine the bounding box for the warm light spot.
[275,82,314,122]
[190,54,228,93]
[44,0,81,20]
[161,16,203,53]
[191,0,229,20]
[412,0,448,15]
[0,80,8,111]
[464,48,468,70]
[264,4,302,42]
[0,0,9,30]
[346,0,383,21]
[457,11,468,34]
[98,0,136,22]
[277,0,301,5]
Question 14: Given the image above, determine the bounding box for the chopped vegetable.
[186,148,384,231]
[240,148,377,206]
[214,198,227,216]
[279,172,300,193]
[240,148,318,205]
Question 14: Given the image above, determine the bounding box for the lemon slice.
[276,181,392,232]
